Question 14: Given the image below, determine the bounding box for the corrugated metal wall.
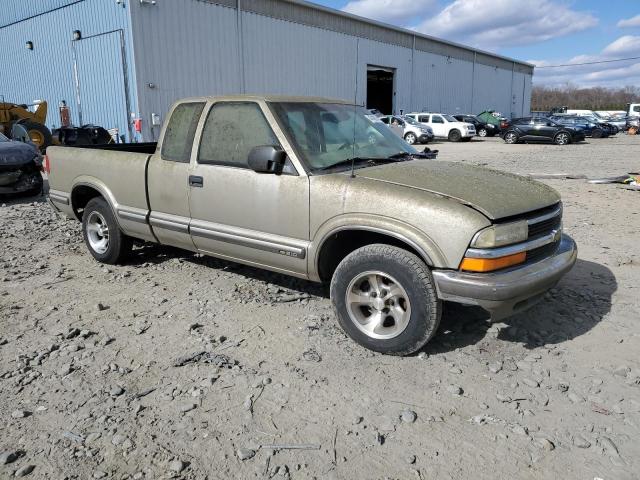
[0,0,80,28]
[130,0,531,140]
[0,0,138,140]
[128,0,241,141]
[2,0,532,142]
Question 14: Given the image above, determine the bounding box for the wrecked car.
[0,128,43,197]
[47,95,577,356]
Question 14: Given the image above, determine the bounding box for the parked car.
[405,113,476,142]
[0,127,43,197]
[46,95,576,355]
[593,113,627,132]
[380,115,433,144]
[476,110,508,130]
[549,115,608,138]
[501,117,585,145]
[453,114,498,137]
[572,113,618,135]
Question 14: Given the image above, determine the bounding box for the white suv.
[406,113,476,142]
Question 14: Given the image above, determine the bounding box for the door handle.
[189,175,203,187]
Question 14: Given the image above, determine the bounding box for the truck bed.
[67,142,157,154]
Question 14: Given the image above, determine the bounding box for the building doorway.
[366,66,395,115]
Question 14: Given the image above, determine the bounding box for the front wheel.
[478,128,488,137]
[330,244,441,355]
[554,132,570,145]
[448,129,462,142]
[404,132,417,145]
[591,129,603,139]
[82,197,132,264]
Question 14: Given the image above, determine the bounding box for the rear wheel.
[404,132,417,145]
[82,197,132,264]
[554,132,570,145]
[330,244,441,355]
[448,129,462,142]
[504,131,518,144]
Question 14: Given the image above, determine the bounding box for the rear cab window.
[161,102,205,162]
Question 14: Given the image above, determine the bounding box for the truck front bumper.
[432,234,577,320]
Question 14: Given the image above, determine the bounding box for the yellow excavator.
[0,100,53,151]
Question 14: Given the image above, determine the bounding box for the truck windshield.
[269,102,416,172]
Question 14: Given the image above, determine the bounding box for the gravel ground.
[1,134,639,479]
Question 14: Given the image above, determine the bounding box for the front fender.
[307,213,448,282]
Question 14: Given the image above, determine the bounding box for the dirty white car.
[380,115,434,144]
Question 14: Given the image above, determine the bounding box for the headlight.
[470,220,528,248]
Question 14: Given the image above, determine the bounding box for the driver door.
[187,101,310,277]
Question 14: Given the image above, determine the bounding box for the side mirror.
[248,145,286,174]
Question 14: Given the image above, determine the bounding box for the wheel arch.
[70,180,119,223]
[310,220,445,283]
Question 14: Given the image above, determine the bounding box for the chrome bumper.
[432,235,577,320]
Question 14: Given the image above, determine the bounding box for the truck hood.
[356,160,560,220]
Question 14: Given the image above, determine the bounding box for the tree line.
[531,85,640,112]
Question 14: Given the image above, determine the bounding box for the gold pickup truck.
[46,96,577,355]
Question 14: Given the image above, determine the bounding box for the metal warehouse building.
[1,0,533,142]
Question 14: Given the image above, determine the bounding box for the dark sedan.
[453,114,498,137]
[0,131,43,196]
[549,115,608,138]
[501,117,585,145]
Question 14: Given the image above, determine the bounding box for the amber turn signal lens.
[460,252,526,272]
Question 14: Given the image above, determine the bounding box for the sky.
[314,0,640,88]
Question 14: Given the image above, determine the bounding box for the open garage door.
[366,66,395,115]
[72,30,132,141]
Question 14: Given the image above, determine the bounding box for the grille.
[528,215,561,239]
[526,240,560,264]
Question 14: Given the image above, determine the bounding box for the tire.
[554,132,570,145]
[330,244,441,356]
[478,128,488,137]
[19,121,53,151]
[404,132,417,145]
[448,129,462,142]
[24,172,43,196]
[504,131,518,144]
[591,129,603,139]
[82,197,132,264]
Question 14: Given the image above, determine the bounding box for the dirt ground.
[1,134,639,480]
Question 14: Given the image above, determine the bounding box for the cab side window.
[161,102,205,162]
[432,115,444,124]
[198,102,279,167]
[418,115,429,123]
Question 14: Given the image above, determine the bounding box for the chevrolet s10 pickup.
[46,96,577,355]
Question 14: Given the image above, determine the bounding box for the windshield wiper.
[316,157,400,171]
